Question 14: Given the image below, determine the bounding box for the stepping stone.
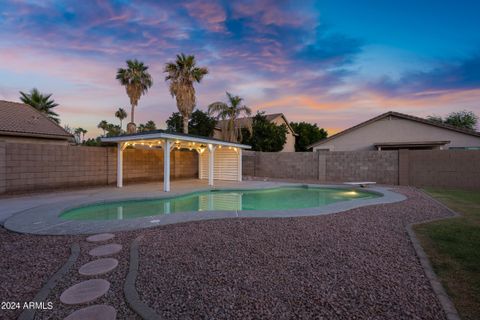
[60,279,110,305]
[89,244,122,257]
[86,233,115,243]
[64,304,116,320]
[79,258,118,276]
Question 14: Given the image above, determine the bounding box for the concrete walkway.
[2,180,406,235]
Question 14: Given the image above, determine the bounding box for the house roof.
[101,129,251,149]
[308,111,480,149]
[215,113,297,135]
[0,100,73,140]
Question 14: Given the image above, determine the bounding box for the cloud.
[369,53,480,96]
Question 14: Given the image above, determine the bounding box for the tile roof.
[0,100,73,139]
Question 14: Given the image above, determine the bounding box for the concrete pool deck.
[2,179,406,235]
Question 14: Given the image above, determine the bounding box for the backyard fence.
[243,149,480,190]
[0,141,197,193]
[1,141,479,194]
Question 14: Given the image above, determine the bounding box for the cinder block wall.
[400,150,480,189]
[325,151,398,185]
[253,151,319,180]
[242,150,479,189]
[1,142,198,193]
[243,150,398,184]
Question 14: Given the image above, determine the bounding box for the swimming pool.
[60,186,380,221]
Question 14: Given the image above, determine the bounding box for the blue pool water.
[60,186,379,221]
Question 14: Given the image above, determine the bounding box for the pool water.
[60,186,379,221]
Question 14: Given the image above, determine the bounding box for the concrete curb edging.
[124,236,160,320]
[18,242,80,320]
[406,189,461,320]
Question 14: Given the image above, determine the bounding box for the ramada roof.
[0,100,73,140]
[101,129,251,149]
[308,111,480,149]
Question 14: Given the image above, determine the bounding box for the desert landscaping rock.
[60,279,110,305]
[79,258,119,276]
[64,304,117,320]
[86,233,115,243]
[88,244,122,257]
[135,187,453,319]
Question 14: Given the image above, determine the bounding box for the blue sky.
[0,0,479,136]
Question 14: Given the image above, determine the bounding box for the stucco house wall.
[313,115,480,151]
[270,116,295,152]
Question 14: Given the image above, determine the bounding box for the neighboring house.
[309,111,480,151]
[0,100,74,144]
[213,113,297,152]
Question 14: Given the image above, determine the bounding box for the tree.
[189,110,216,137]
[116,59,153,133]
[63,124,73,134]
[290,122,328,151]
[19,88,60,124]
[428,110,478,130]
[166,110,216,137]
[83,137,102,146]
[105,123,122,137]
[208,92,252,142]
[164,53,208,134]
[138,120,157,132]
[445,111,478,130]
[241,112,287,152]
[97,120,108,136]
[115,108,128,129]
[74,127,87,143]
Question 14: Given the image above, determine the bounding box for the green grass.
[414,188,480,320]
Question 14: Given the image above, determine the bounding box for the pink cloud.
[183,0,227,32]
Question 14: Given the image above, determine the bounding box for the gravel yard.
[136,187,452,319]
[1,187,454,319]
[0,229,77,319]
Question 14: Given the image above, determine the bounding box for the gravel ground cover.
[136,187,453,319]
[1,186,454,319]
[0,228,76,319]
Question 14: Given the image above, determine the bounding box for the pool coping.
[4,183,406,235]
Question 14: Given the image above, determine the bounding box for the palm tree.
[208,92,252,142]
[74,128,87,142]
[97,120,108,136]
[19,88,60,124]
[115,108,128,129]
[164,53,208,134]
[116,60,153,133]
[137,120,157,133]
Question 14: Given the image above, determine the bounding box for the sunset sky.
[1,0,479,137]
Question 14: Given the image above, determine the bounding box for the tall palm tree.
[97,120,108,136]
[114,108,128,129]
[19,88,60,124]
[208,92,252,142]
[164,53,208,134]
[116,59,153,133]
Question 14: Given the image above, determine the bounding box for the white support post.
[197,149,202,179]
[117,142,124,188]
[237,148,242,181]
[164,139,171,192]
[208,144,214,186]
